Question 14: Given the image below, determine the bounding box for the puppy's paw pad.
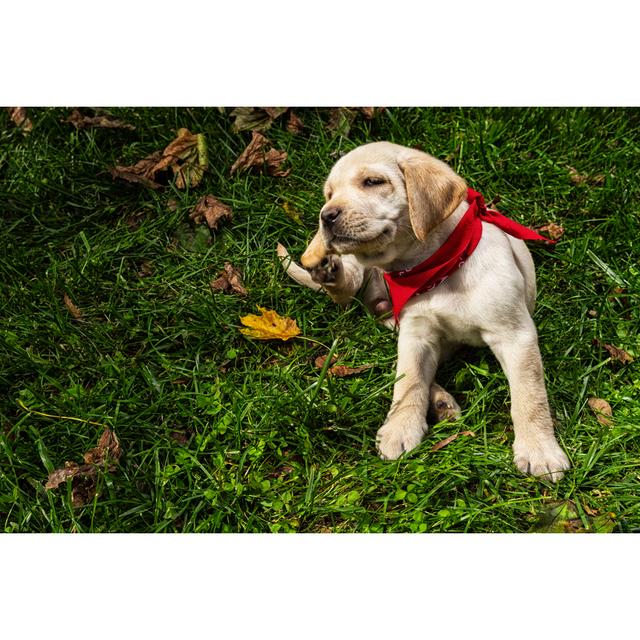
[514,439,570,483]
[310,254,342,285]
[376,421,426,461]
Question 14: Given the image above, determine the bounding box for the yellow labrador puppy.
[280,141,570,482]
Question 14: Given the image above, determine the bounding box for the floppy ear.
[398,152,468,242]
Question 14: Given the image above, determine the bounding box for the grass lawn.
[1,106,639,533]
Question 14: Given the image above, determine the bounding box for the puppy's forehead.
[327,142,405,184]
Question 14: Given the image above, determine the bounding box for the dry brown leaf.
[189,194,233,230]
[328,364,374,377]
[536,222,565,240]
[137,260,154,278]
[63,293,82,319]
[45,463,99,508]
[582,503,599,517]
[111,151,164,189]
[587,398,613,427]
[239,306,300,341]
[326,108,356,137]
[111,128,207,189]
[66,109,135,130]
[314,353,373,377]
[152,128,208,189]
[83,428,121,465]
[7,107,33,132]
[359,107,384,119]
[594,339,634,364]
[230,107,288,132]
[45,428,121,507]
[287,111,304,134]
[210,262,248,296]
[430,430,475,452]
[230,131,290,177]
[314,354,339,369]
[568,166,605,186]
[45,462,91,490]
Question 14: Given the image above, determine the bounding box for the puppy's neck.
[382,199,470,273]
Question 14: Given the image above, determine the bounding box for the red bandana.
[383,188,555,321]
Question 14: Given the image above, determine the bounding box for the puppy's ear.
[398,152,468,241]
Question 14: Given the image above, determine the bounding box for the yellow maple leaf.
[239,306,301,341]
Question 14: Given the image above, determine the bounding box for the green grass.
[1,107,639,533]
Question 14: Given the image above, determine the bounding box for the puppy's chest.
[399,256,500,346]
[403,286,486,346]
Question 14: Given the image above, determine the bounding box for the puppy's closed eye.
[362,176,386,187]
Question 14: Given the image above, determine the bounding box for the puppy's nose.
[321,207,342,226]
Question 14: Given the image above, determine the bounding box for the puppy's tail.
[276,243,323,292]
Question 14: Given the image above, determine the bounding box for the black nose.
[321,207,342,226]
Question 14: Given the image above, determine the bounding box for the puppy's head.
[301,141,467,268]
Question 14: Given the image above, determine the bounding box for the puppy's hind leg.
[428,382,461,423]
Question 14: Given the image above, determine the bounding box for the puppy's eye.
[363,177,385,187]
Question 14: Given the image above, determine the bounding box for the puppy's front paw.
[513,437,570,483]
[376,418,427,460]
[309,254,342,286]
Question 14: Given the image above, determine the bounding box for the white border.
[2,1,638,105]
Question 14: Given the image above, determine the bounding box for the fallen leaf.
[239,306,300,341]
[152,128,208,189]
[582,503,599,517]
[111,151,164,189]
[111,128,207,189]
[210,262,248,296]
[568,166,605,186]
[172,222,212,252]
[45,428,121,507]
[536,222,565,240]
[530,500,616,533]
[189,194,233,230]
[530,500,583,532]
[313,353,373,377]
[287,111,304,134]
[66,108,135,130]
[328,364,374,377]
[282,201,303,224]
[230,107,288,132]
[7,107,32,132]
[314,354,338,369]
[83,428,121,465]
[137,260,154,278]
[445,144,463,164]
[45,462,92,490]
[230,131,290,177]
[70,474,99,508]
[591,513,617,533]
[594,339,634,364]
[359,107,381,119]
[170,429,193,445]
[63,293,82,319]
[587,397,613,427]
[326,108,356,137]
[430,430,475,452]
